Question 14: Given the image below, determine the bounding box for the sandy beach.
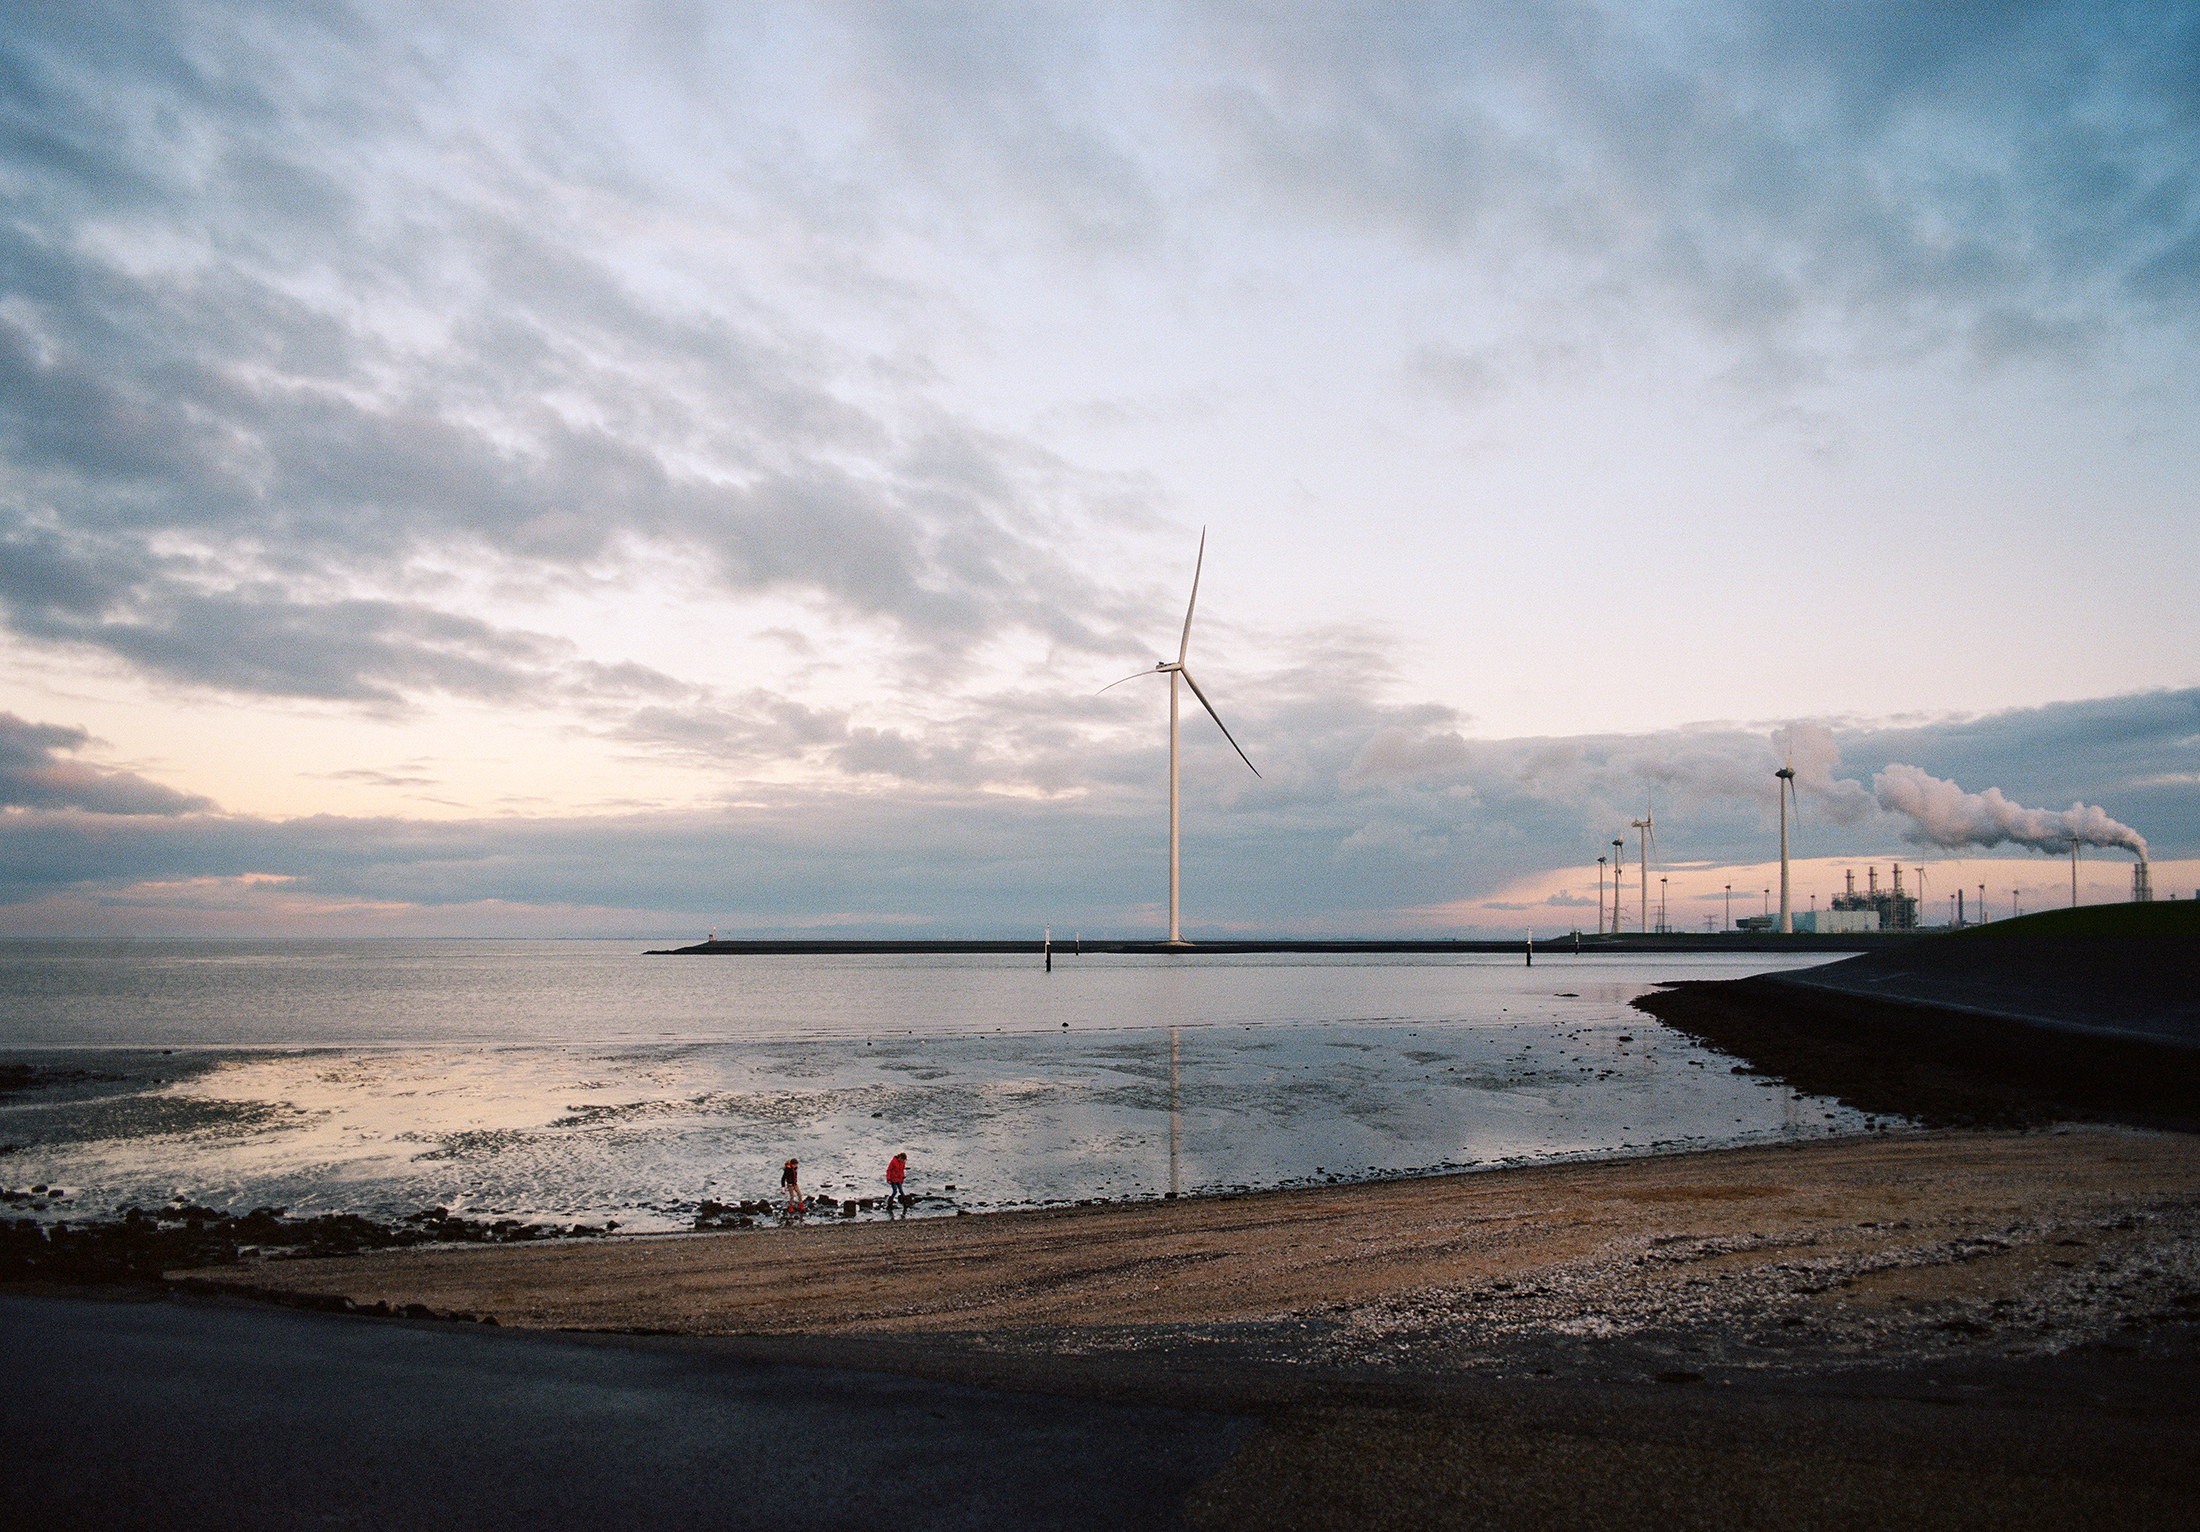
[173,1126,2200,1376]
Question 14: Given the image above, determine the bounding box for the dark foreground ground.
[7,1286,2197,1532]
[0,1291,1246,1532]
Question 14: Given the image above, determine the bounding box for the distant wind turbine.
[1630,804,1656,935]
[1775,764,1800,934]
[1611,838,1625,934]
[1100,530,1261,946]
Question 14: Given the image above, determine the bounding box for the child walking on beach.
[885,1152,907,1215]
[781,1157,803,1215]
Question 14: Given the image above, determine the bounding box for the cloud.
[1771,722,1876,824]
[0,6,2190,937]
[0,5,1158,715]
[0,685,2186,933]
[1189,0,2200,361]
[2,1,2192,732]
[0,713,214,815]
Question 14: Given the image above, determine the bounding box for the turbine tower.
[1630,805,1656,936]
[1775,765,1799,934]
[1101,530,1260,946]
[1611,838,1625,934]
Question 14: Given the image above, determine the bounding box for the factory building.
[1832,866,1920,931]
[1794,908,1878,934]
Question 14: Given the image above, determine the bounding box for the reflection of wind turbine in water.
[1169,1026,1181,1198]
[1100,530,1261,946]
[1630,805,1656,935]
[1775,764,1800,934]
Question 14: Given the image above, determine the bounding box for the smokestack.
[2134,860,2152,903]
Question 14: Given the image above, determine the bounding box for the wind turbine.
[1101,530,1260,946]
[1630,804,1656,936]
[1775,764,1800,934]
[1611,838,1625,934]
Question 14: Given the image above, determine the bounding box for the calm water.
[0,942,1872,1231]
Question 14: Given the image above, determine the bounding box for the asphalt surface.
[10,1288,2200,1530]
[0,1292,1252,1532]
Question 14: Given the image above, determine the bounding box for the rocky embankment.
[0,1197,624,1289]
[693,1194,953,1227]
[2,1186,965,1290]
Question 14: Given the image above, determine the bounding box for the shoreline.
[163,1125,2200,1385]
[4,1124,1907,1284]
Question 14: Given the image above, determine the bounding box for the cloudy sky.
[2,0,2194,937]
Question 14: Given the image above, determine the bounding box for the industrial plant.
[1831,865,1920,930]
[1582,753,2159,938]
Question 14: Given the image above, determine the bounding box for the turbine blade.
[1178,528,1206,664]
[1177,666,1260,778]
[1788,775,1802,834]
[1097,667,1161,695]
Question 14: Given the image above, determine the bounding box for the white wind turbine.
[1775,763,1800,934]
[1630,804,1657,935]
[1101,530,1261,946]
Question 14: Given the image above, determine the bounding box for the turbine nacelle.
[1098,533,1260,780]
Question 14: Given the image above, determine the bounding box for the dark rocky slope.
[1635,902,2200,1127]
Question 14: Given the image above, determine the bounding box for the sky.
[1,0,2195,937]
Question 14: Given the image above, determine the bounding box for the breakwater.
[648,932,1918,955]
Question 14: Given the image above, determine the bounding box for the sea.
[0,942,1875,1231]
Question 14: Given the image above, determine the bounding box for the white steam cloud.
[1772,723,1876,824]
[1872,764,2147,859]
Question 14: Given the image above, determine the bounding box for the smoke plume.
[1771,723,1875,824]
[1872,763,2147,859]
